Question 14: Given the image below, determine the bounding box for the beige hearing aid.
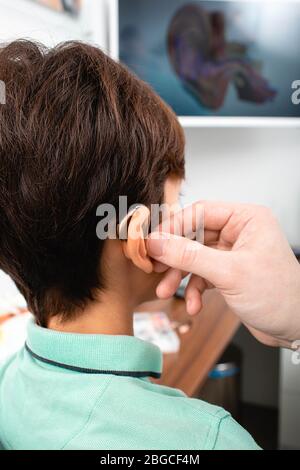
[118,204,153,274]
[117,204,150,240]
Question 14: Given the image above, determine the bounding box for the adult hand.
[147,201,300,349]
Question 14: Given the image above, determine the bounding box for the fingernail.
[147,233,169,257]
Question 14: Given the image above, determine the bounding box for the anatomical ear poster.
[119,0,300,117]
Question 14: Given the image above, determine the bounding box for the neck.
[47,291,135,336]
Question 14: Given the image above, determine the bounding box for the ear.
[122,207,153,274]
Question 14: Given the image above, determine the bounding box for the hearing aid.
[117,204,150,240]
[118,204,153,274]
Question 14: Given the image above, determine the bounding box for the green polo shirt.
[0,319,260,450]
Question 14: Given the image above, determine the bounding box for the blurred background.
[0,0,299,450]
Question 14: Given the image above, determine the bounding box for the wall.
[0,0,107,48]
[0,0,82,45]
[183,127,300,246]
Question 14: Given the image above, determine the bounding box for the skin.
[146,201,300,350]
[48,176,182,335]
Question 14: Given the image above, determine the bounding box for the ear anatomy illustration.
[167,3,277,110]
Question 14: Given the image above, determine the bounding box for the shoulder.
[212,412,261,450]
[167,394,261,450]
[0,351,19,379]
[91,378,261,450]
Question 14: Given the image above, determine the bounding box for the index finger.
[156,200,243,238]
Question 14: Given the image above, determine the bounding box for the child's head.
[0,40,185,326]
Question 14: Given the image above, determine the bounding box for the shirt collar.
[26,319,162,379]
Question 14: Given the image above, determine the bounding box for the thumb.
[147,232,233,287]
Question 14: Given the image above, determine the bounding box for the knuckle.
[245,204,277,226]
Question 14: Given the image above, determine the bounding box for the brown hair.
[0,40,185,325]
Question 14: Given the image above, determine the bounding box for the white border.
[109,0,119,61]
[109,0,300,128]
[179,117,300,128]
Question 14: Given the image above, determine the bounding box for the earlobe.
[121,207,153,274]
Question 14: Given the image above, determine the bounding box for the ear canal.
[122,207,153,274]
